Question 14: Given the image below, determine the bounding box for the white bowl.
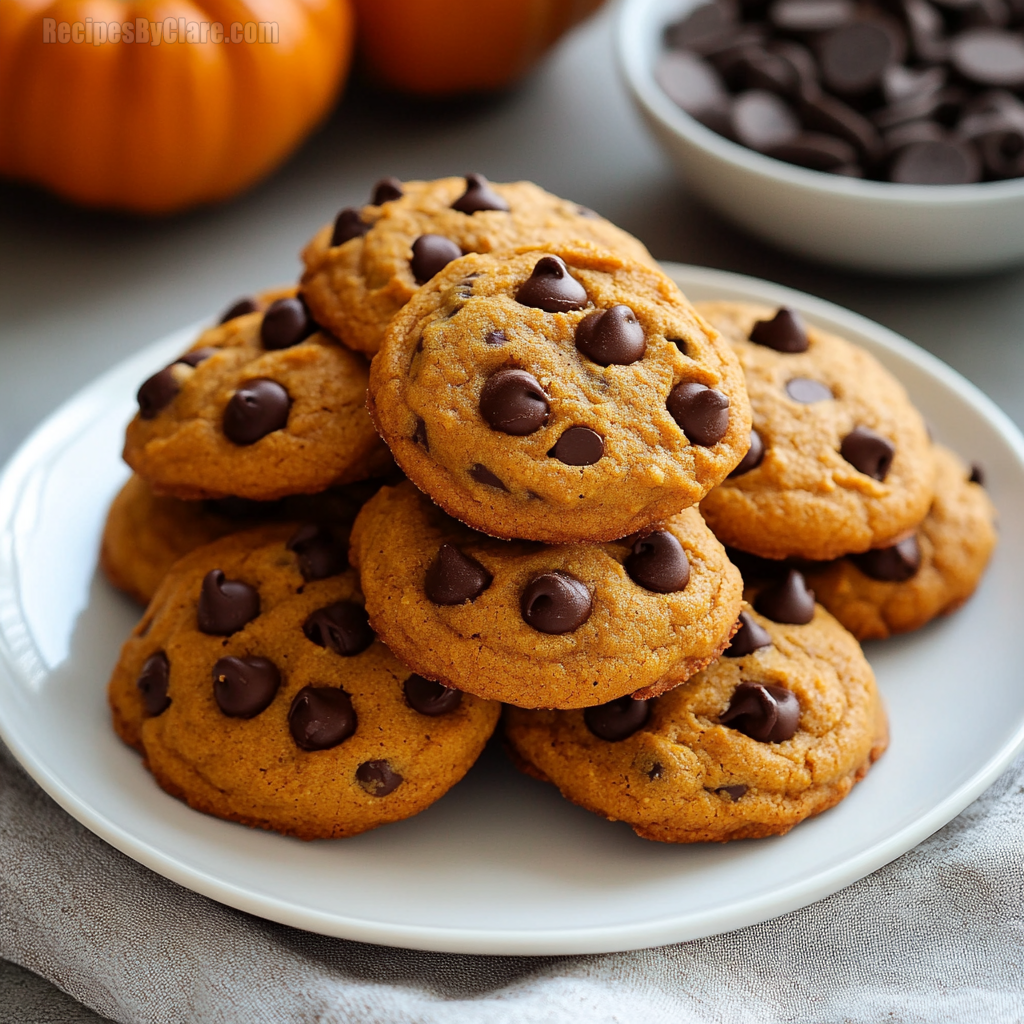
[618,0,1024,275]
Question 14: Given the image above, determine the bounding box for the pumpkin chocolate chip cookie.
[368,244,752,543]
[349,481,743,709]
[505,599,888,842]
[299,174,656,355]
[696,301,935,561]
[123,301,391,501]
[108,524,499,840]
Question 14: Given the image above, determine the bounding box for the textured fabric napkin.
[2,735,1022,1024]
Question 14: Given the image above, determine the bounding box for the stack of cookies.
[102,174,995,846]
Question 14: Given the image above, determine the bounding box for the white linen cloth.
[2,737,1022,1023]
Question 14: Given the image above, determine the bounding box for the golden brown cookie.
[696,301,934,561]
[349,481,743,709]
[123,303,390,501]
[369,245,752,543]
[300,174,656,356]
[804,445,996,639]
[505,600,887,843]
[109,525,500,840]
[100,474,391,606]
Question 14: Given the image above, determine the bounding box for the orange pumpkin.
[352,0,606,97]
[0,0,354,213]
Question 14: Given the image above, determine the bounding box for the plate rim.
[2,264,1024,955]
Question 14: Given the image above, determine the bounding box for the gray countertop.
[1,5,1022,1020]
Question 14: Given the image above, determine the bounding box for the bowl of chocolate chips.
[619,0,1024,273]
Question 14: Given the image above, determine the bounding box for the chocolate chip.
[469,464,507,490]
[574,305,647,365]
[331,208,369,246]
[413,418,429,450]
[212,656,280,718]
[176,347,218,367]
[356,759,403,796]
[749,307,808,352]
[655,50,733,131]
[550,426,605,466]
[303,602,374,656]
[371,177,403,204]
[667,382,730,446]
[137,367,179,419]
[520,572,592,634]
[137,651,171,716]
[819,20,904,97]
[222,379,291,445]
[485,330,507,346]
[771,0,855,32]
[514,256,588,313]
[411,234,462,284]
[664,1,738,53]
[724,610,773,657]
[969,463,985,485]
[840,425,895,480]
[799,92,884,162]
[584,696,651,741]
[951,29,1024,87]
[889,139,982,183]
[729,429,766,477]
[451,173,510,213]
[754,568,815,624]
[196,569,260,635]
[260,297,315,350]
[766,132,859,170]
[288,686,356,751]
[852,535,921,581]
[647,761,664,780]
[425,543,493,605]
[479,369,550,435]
[716,784,748,800]
[404,674,463,716]
[287,524,347,581]
[219,297,259,323]
[721,681,800,742]
[786,377,834,403]
[731,89,800,151]
[625,530,691,593]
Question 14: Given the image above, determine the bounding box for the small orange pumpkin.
[0,0,354,213]
[352,0,606,97]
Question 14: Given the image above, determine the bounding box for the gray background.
[1,4,1022,1019]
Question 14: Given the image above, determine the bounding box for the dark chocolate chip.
[731,89,800,151]
[331,208,369,247]
[766,132,859,170]
[889,139,982,183]
[469,464,507,490]
[176,347,219,367]
[625,530,691,593]
[574,305,647,365]
[413,417,429,450]
[852,535,921,581]
[951,28,1024,87]
[726,546,791,582]
[729,429,766,477]
[371,177,403,204]
[137,651,171,716]
[425,543,493,605]
[451,173,510,213]
[520,571,593,634]
[222,379,291,445]
[212,656,280,718]
[717,784,749,800]
[840,425,895,480]
[667,382,731,446]
[219,297,259,323]
[969,462,985,485]
[655,50,733,131]
[771,0,855,32]
[584,696,651,741]
[754,568,815,624]
[514,256,588,313]
[799,92,884,162]
[647,761,664,780]
[721,681,800,742]
[411,234,462,284]
[786,377,834,402]
[287,524,347,581]
[550,426,605,466]
[356,759,403,796]
[197,569,260,635]
[260,297,315,350]
[288,686,356,751]
[404,674,463,716]
[479,369,550,435]
[664,1,739,53]
[484,329,507,346]
[819,20,904,97]
[137,367,179,419]
[724,610,773,657]
[303,601,374,656]
[749,307,808,352]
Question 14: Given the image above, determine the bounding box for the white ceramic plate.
[2,265,1023,956]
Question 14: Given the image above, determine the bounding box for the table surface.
[2,6,1023,1021]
